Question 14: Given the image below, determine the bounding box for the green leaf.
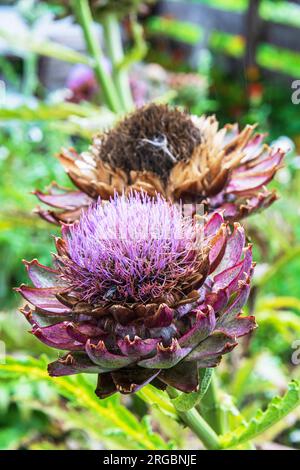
[229,358,256,406]
[0,102,116,139]
[151,406,187,448]
[0,29,93,65]
[0,356,169,450]
[0,427,27,450]
[137,384,176,418]
[220,380,300,449]
[254,246,300,288]
[171,369,213,412]
[0,102,98,121]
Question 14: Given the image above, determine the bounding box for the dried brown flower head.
[35,104,285,225]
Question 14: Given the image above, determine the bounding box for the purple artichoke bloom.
[66,64,99,103]
[18,193,256,397]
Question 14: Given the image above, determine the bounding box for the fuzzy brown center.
[93,104,202,181]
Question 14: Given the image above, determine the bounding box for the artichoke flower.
[18,192,256,397]
[35,104,285,225]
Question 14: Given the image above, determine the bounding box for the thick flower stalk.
[35,104,285,225]
[18,192,256,398]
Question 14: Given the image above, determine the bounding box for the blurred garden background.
[0,0,300,450]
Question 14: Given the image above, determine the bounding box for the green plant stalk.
[137,385,176,417]
[167,387,221,450]
[102,12,134,112]
[72,0,121,113]
[116,17,148,73]
[198,371,224,435]
[23,53,38,97]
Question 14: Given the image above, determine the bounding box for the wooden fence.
[148,0,300,79]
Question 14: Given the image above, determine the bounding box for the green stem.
[102,12,134,112]
[198,371,224,435]
[23,53,38,97]
[72,0,121,113]
[167,387,221,450]
[137,385,176,417]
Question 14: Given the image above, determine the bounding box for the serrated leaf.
[171,368,213,412]
[0,427,27,450]
[0,356,169,450]
[220,380,300,449]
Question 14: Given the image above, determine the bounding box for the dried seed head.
[93,104,202,181]
[60,192,205,304]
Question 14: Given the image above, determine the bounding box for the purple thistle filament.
[60,192,203,304]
